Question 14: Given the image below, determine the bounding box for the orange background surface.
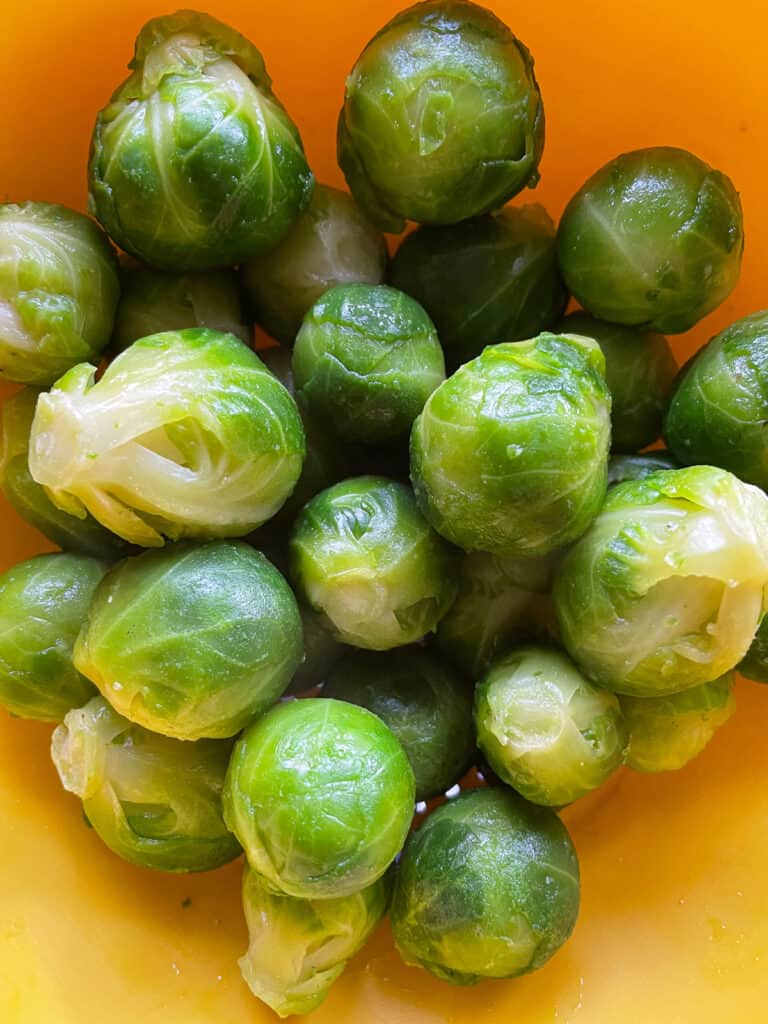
[1,1,767,1021]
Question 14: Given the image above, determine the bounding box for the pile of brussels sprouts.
[1,0,766,1016]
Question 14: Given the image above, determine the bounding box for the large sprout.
[664,311,768,489]
[74,541,303,740]
[389,205,567,371]
[0,202,119,385]
[239,864,390,1018]
[52,696,240,872]
[410,333,611,557]
[290,476,457,650]
[391,788,579,984]
[474,645,627,805]
[28,328,305,546]
[0,553,106,721]
[224,698,415,899]
[553,467,768,696]
[89,11,313,270]
[244,185,388,345]
[338,1,544,231]
[557,147,744,333]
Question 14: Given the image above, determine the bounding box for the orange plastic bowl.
[1,2,767,1021]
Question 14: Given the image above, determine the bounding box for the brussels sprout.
[739,616,768,684]
[74,541,303,740]
[557,312,677,452]
[292,284,445,444]
[239,864,390,1018]
[389,205,567,371]
[620,674,735,773]
[664,311,768,489]
[391,787,579,984]
[1,389,132,560]
[607,450,679,489]
[435,550,559,678]
[0,202,119,385]
[0,553,106,721]
[243,185,388,345]
[52,696,240,872]
[338,1,544,232]
[474,646,627,805]
[290,476,457,650]
[112,264,247,352]
[410,333,611,557]
[553,466,768,696]
[89,11,314,270]
[224,698,415,898]
[557,147,743,333]
[324,647,475,800]
[28,328,305,547]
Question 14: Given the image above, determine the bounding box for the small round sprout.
[435,550,559,679]
[553,466,768,696]
[0,553,106,721]
[621,674,736,772]
[52,696,240,872]
[239,863,391,1018]
[1,389,132,560]
[474,646,627,806]
[0,202,118,385]
[243,185,388,345]
[607,450,679,489]
[664,311,768,489]
[557,147,744,333]
[89,11,313,270]
[410,333,611,557]
[112,264,247,352]
[28,328,305,547]
[292,284,445,444]
[324,647,475,800]
[338,1,544,231]
[391,787,579,984]
[557,312,677,452]
[740,617,768,684]
[224,698,415,899]
[74,541,303,740]
[389,205,567,371]
[290,476,457,650]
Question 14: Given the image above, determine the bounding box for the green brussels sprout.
[553,466,768,696]
[88,11,313,271]
[112,263,247,352]
[0,202,119,385]
[620,674,735,773]
[557,312,677,452]
[292,284,445,444]
[664,311,768,489]
[239,864,390,1018]
[324,647,475,800]
[410,333,611,557]
[391,787,579,984]
[0,552,106,721]
[338,1,544,232]
[389,205,567,371]
[1,389,132,560]
[290,476,458,650]
[557,147,744,333]
[224,698,415,898]
[607,449,679,489]
[474,646,627,805]
[74,541,303,740]
[740,616,768,684]
[28,328,305,547]
[435,550,559,679]
[243,185,388,345]
[52,696,240,872]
